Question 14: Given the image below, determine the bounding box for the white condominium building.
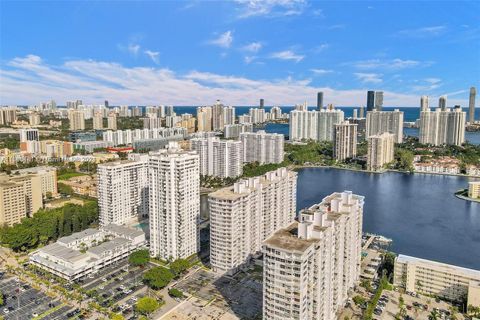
[249,108,266,124]
[289,109,344,142]
[367,133,395,171]
[223,106,236,126]
[333,121,357,161]
[30,225,146,281]
[224,123,253,139]
[102,127,187,146]
[394,255,480,308]
[68,109,86,130]
[263,191,364,320]
[149,143,200,260]
[240,130,284,164]
[366,109,404,143]
[190,137,243,178]
[419,107,466,146]
[208,168,297,275]
[97,155,149,226]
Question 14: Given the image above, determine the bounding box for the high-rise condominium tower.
[260,98,265,109]
[333,121,357,161]
[263,191,364,320]
[289,109,344,141]
[366,109,404,143]
[469,87,476,124]
[374,91,384,111]
[240,131,284,164]
[196,106,213,132]
[419,107,466,146]
[68,109,85,130]
[420,96,429,112]
[97,154,149,226]
[439,95,447,111]
[149,143,200,260]
[93,112,103,130]
[208,168,297,275]
[367,133,395,171]
[190,137,243,178]
[317,92,324,110]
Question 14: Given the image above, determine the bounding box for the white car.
[32,313,38,317]
[3,308,9,314]
[102,278,107,282]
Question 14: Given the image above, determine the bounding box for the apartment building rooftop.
[263,222,317,253]
[397,254,480,279]
[87,237,130,256]
[102,223,144,238]
[57,228,99,246]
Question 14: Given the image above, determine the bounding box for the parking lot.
[0,275,78,320]
[173,267,262,319]
[79,260,152,317]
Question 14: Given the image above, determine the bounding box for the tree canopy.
[143,267,174,290]
[135,297,159,315]
[170,259,189,277]
[0,201,98,251]
[128,249,150,267]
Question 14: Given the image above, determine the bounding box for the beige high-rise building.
[176,117,196,134]
[367,133,395,171]
[211,101,225,131]
[333,121,357,161]
[14,166,58,197]
[208,168,297,275]
[107,112,117,130]
[0,174,43,226]
[29,113,41,126]
[93,112,103,130]
[149,143,200,260]
[366,109,404,143]
[394,255,480,308]
[40,140,74,158]
[196,106,213,132]
[419,107,466,146]
[262,191,364,320]
[68,109,85,130]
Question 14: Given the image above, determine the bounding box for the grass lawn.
[57,172,86,180]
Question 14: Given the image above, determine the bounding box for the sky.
[0,0,479,107]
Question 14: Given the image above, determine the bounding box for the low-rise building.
[394,254,480,308]
[467,165,480,177]
[60,175,98,198]
[414,156,461,175]
[29,224,146,281]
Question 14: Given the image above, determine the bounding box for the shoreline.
[454,189,480,203]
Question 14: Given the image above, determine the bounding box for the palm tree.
[428,309,440,320]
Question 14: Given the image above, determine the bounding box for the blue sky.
[1,0,479,107]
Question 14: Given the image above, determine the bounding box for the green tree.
[109,313,125,320]
[170,259,189,277]
[135,297,159,315]
[143,267,174,290]
[168,288,183,298]
[128,249,150,267]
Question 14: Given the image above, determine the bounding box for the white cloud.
[349,58,432,70]
[412,78,442,91]
[310,68,333,75]
[127,44,141,56]
[244,56,257,64]
[270,50,304,62]
[0,54,469,107]
[208,31,233,48]
[144,50,160,64]
[242,42,263,53]
[235,0,307,18]
[313,43,330,53]
[397,25,447,37]
[354,73,383,84]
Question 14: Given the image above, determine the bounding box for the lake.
[296,167,480,269]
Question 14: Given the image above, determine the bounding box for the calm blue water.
[296,168,480,269]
